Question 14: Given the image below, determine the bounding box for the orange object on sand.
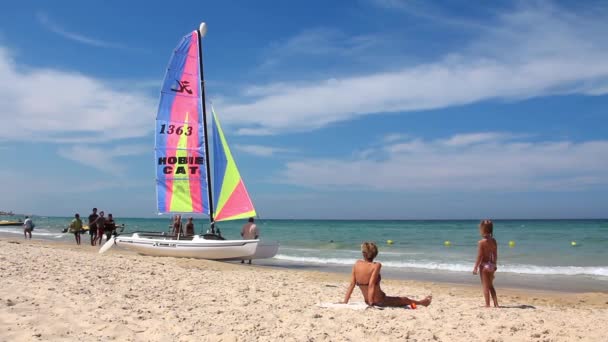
[410,303,417,309]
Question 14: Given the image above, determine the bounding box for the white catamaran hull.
[251,240,280,259]
[114,234,258,260]
[220,240,280,261]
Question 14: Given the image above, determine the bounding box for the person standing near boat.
[69,213,83,245]
[240,217,258,264]
[172,215,183,237]
[185,217,195,236]
[104,213,117,242]
[22,216,33,239]
[88,208,99,246]
[93,211,106,246]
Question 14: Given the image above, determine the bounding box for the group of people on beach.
[342,219,499,308]
[22,211,498,308]
[68,208,118,246]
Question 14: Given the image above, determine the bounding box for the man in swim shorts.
[93,211,106,246]
[240,217,259,264]
[88,208,98,246]
[23,216,33,239]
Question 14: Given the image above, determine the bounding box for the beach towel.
[317,302,373,310]
[317,302,415,310]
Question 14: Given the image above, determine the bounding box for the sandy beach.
[1,238,606,341]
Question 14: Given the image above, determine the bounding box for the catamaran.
[101,23,279,260]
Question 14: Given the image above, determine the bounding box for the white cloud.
[367,0,492,31]
[279,133,608,192]
[269,28,379,57]
[217,2,608,135]
[57,144,148,175]
[369,0,408,10]
[257,28,383,71]
[441,133,510,147]
[235,127,276,136]
[234,144,291,157]
[382,133,407,143]
[0,47,156,143]
[37,12,127,49]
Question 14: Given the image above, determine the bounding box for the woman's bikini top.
[356,274,381,286]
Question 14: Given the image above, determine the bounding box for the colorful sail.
[211,108,256,221]
[155,31,209,214]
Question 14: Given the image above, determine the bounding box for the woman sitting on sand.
[342,242,432,308]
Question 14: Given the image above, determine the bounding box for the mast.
[197,23,215,224]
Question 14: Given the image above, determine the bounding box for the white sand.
[1,238,606,341]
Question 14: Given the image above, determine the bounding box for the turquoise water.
[2,216,607,281]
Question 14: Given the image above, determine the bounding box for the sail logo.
[158,156,204,175]
[171,80,193,94]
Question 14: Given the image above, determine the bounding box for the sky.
[0,0,607,219]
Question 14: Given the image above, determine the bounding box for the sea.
[2,216,607,292]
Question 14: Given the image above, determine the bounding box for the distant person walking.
[240,217,259,264]
[69,213,83,245]
[23,216,34,239]
[88,208,99,246]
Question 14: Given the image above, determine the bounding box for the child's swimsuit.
[481,234,497,272]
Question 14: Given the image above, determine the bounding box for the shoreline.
[3,236,607,298]
[1,237,607,341]
[3,231,605,294]
[257,259,608,294]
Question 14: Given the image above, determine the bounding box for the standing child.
[473,219,499,308]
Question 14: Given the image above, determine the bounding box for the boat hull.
[0,221,22,227]
[114,234,258,260]
[254,240,280,259]
[228,240,279,260]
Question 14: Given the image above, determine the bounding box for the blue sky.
[0,0,607,219]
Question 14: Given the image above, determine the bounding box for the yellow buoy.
[508,241,515,248]
[444,240,451,247]
[571,241,577,247]
[387,240,393,245]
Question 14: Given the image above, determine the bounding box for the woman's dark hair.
[361,242,378,261]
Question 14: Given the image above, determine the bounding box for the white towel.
[317,302,371,310]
